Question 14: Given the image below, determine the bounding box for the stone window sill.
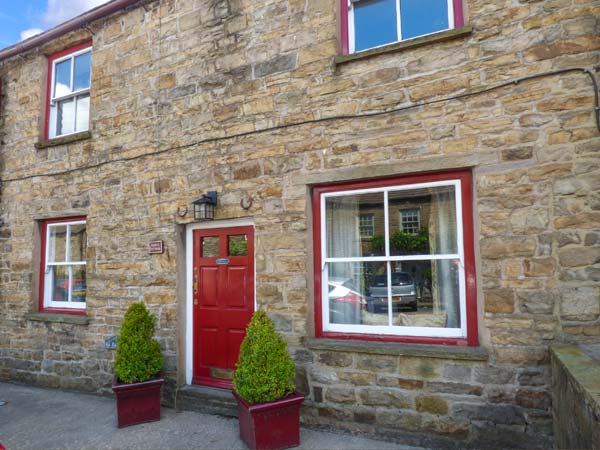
[25,312,89,325]
[35,130,92,150]
[306,338,488,361]
[334,26,473,66]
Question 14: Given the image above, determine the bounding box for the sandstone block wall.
[0,0,599,447]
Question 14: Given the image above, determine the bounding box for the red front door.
[192,226,254,389]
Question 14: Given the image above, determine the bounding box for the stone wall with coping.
[551,345,600,450]
[0,0,599,447]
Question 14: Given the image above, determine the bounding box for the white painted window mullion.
[67,265,73,303]
[65,224,71,262]
[348,0,355,54]
[447,0,455,29]
[387,261,393,326]
[396,0,402,41]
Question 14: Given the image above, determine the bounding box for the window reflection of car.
[54,278,86,302]
[328,277,365,324]
[366,272,417,313]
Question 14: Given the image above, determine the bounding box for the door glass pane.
[354,0,398,51]
[54,59,72,97]
[388,185,457,256]
[389,259,461,328]
[47,265,69,302]
[400,0,449,40]
[328,261,386,326]
[47,225,67,263]
[69,224,87,262]
[57,98,75,136]
[75,94,90,132]
[326,192,385,258]
[73,51,91,91]
[71,265,87,303]
[202,236,219,257]
[228,235,248,256]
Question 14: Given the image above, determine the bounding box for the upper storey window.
[344,0,464,53]
[46,42,92,139]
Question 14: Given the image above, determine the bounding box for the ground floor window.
[39,217,87,313]
[313,171,477,344]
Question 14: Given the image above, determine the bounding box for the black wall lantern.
[192,191,218,221]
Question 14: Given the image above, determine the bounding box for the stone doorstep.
[175,385,238,417]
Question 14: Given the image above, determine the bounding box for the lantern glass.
[192,192,217,221]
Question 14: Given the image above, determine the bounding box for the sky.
[0,0,111,50]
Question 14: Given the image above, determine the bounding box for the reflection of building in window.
[400,208,421,234]
[320,177,467,336]
[359,214,374,238]
[40,218,87,311]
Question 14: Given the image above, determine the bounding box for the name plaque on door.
[216,258,230,265]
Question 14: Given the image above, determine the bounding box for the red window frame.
[312,170,478,346]
[339,0,465,55]
[44,41,92,140]
[38,216,87,315]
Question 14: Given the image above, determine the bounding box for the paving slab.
[0,382,422,450]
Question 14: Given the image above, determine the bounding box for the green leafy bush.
[233,311,295,403]
[371,229,429,254]
[114,302,163,384]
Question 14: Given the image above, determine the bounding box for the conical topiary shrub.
[114,302,163,384]
[233,310,296,404]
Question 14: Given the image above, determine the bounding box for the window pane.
[326,192,385,258]
[354,0,398,52]
[400,0,449,40]
[75,94,90,132]
[73,51,91,91]
[57,98,75,136]
[328,262,386,325]
[69,224,87,262]
[389,259,461,328]
[54,59,72,97]
[388,185,457,256]
[359,214,375,238]
[228,235,248,256]
[47,225,67,263]
[202,237,219,257]
[400,208,421,234]
[71,265,87,303]
[45,265,69,302]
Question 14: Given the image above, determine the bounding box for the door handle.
[193,271,199,305]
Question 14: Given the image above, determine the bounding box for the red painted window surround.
[38,216,87,316]
[44,41,92,140]
[312,170,478,347]
[339,0,465,55]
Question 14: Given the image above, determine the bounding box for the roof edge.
[0,0,145,62]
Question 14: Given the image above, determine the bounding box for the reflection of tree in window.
[322,182,463,333]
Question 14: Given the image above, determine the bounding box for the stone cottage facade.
[0,0,599,447]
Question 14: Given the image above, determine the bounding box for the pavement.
[0,381,419,450]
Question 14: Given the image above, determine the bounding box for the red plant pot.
[112,377,164,428]
[233,391,304,450]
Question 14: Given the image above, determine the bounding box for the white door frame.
[185,217,255,385]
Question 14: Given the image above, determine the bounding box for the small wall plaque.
[105,335,117,350]
[148,240,164,254]
[216,258,230,265]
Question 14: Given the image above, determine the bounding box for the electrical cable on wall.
[1,67,599,185]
